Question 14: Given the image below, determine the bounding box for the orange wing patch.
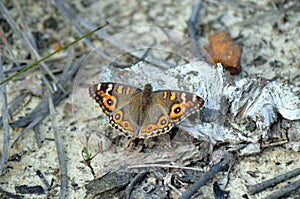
[169,103,185,119]
[141,115,169,133]
[111,110,134,132]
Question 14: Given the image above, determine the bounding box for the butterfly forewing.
[89,82,141,114]
[152,90,204,123]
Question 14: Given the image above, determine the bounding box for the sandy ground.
[0,0,300,198]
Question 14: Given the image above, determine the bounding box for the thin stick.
[36,170,52,191]
[126,163,205,172]
[179,157,229,199]
[187,0,202,59]
[125,172,147,199]
[248,167,300,194]
[263,179,300,199]
[0,187,23,199]
[0,55,10,174]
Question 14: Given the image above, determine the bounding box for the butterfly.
[89,82,204,139]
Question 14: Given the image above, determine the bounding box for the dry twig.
[127,163,205,172]
[248,167,300,194]
[0,187,23,199]
[264,179,300,199]
[125,172,147,199]
[179,157,229,199]
[187,0,202,59]
[0,55,10,174]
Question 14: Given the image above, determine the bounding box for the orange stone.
[207,32,242,74]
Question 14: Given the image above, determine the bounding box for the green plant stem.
[0,22,108,85]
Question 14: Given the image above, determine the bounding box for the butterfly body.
[89,82,204,139]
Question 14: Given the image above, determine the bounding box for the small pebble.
[207,32,242,75]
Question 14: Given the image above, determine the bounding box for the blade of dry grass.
[33,125,42,148]
[53,0,129,67]
[10,53,87,146]
[78,18,174,69]
[0,1,60,92]
[0,92,28,127]
[48,90,68,199]
[0,55,10,174]
[57,1,174,69]
[0,24,22,71]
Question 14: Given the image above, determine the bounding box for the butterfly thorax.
[137,84,153,126]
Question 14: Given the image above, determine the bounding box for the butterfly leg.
[124,137,144,152]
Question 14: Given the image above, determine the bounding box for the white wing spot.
[106,84,113,95]
[181,93,187,104]
[97,83,102,91]
[192,94,197,102]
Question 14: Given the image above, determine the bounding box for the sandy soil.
[0,0,299,198]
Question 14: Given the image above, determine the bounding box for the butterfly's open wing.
[89,82,142,137]
[137,89,204,138]
[89,82,141,114]
[154,90,204,122]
